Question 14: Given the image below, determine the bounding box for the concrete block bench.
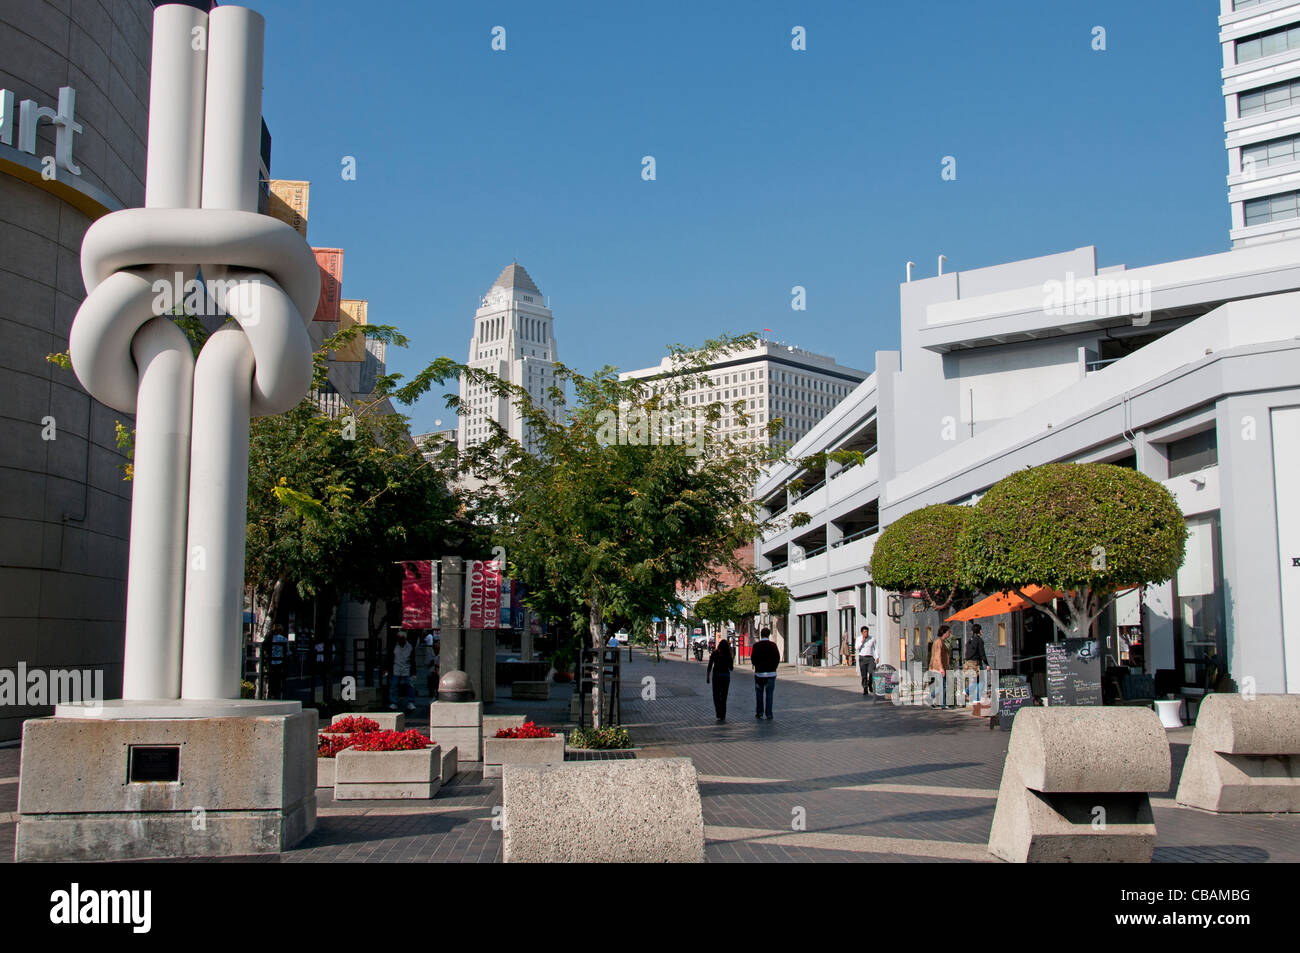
[987,707,1170,862]
[502,758,704,862]
[511,681,551,700]
[1176,694,1300,813]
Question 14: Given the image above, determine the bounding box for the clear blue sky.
[252,0,1227,433]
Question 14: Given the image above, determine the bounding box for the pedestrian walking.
[964,622,990,702]
[386,630,417,711]
[705,637,734,721]
[855,625,877,696]
[751,626,780,719]
[930,623,953,708]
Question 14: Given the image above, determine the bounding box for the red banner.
[465,559,503,629]
[401,560,435,628]
[312,247,343,322]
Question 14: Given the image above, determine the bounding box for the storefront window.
[1172,513,1227,688]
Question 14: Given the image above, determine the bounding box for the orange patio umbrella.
[945,585,1067,622]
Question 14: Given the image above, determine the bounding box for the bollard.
[1175,693,1300,813]
[987,707,1170,862]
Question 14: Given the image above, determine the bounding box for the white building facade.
[757,241,1300,695]
[1222,0,1300,245]
[458,263,559,454]
[619,340,867,447]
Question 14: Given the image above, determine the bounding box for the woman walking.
[930,624,953,709]
[706,637,734,722]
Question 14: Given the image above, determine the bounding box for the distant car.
[614,630,630,644]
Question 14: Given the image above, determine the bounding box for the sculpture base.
[54,698,302,719]
[15,708,317,862]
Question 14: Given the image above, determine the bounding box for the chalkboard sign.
[1046,639,1103,707]
[996,675,1032,730]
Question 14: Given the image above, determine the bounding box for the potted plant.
[569,725,633,751]
[334,728,441,800]
[483,721,565,778]
[551,646,574,683]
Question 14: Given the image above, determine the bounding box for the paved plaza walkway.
[2,647,1299,862]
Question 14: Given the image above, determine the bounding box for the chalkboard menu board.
[996,675,1031,730]
[1046,639,1103,707]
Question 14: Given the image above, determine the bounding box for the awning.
[945,586,1065,622]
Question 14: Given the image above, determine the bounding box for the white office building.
[757,2,1300,699]
[619,340,867,446]
[458,263,559,454]
[758,239,1300,696]
[1222,0,1300,245]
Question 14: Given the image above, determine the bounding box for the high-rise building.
[619,340,868,447]
[458,263,559,454]
[1221,0,1300,246]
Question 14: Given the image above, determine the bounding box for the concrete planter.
[317,756,339,788]
[334,745,441,799]
[484,735,565,779]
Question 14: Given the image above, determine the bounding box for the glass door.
[1172,513,1227,689]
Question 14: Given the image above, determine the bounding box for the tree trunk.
[588,599,604,730]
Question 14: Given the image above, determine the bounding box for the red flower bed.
[348,729,433,752]
[495,721,554,739]
[317,734,354,759]
[327,716,381,735]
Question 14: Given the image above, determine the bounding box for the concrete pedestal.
[15,701,317,862]
[427,701,482,764]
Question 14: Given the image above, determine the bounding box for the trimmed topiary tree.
[956,463,1187,638]
[868,504,972,610]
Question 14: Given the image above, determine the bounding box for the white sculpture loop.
[66,5,319,702]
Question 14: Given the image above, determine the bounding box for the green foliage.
[956,463,1187,594]
[868,504,971,603]
[245,329,490,631]
[411,333,796,651]
[113,420,135,482]
[45,351,72,370]
[694,583,790,625]
[570,725,632,749]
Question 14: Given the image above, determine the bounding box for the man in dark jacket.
[750,627,781,720]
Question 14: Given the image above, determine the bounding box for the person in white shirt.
[855,625,877,696]
[387,631,416,711]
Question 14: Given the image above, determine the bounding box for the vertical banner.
[510,580,525,630]
[312,247,344,322]
[266,179,310,236]
[498,574,512,628]
[465,559,503,629]
[334,299,368,362]
[400,560,437,628]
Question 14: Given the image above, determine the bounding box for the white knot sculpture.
[67,5,318,701]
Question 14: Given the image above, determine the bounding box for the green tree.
[695,583,790,637]
[245,323,487,644]
[421,333,798,726]
[868,504,972,610]
[955,463,1187,638]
